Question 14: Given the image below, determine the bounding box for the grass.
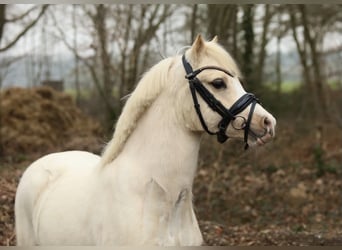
[265,80,342,94]
[280,81,301,93]
[327,80,342,90]
[264,81,301,93]
[64,88,92,99]
[64,87,121,102]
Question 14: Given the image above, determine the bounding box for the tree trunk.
[241,5,255,90]
[255,5,272,88]
[275,29,282,95]
[72,5,81,105]
[95,5,112,97]
[288,5,330,120]
[0,5,5,42]
[289,7,312,119]
[232,6,238,59]
[0,5,5,155]
[275,8,283,95]
[207,5,235,50]
[118,6,133,108]
[126,5,172,93]
[299,5,328,119]
[94,5,116,126]
[190,5,198,42]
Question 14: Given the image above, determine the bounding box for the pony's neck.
[114,93,202,196]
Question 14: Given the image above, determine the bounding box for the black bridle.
[182,55,259,149]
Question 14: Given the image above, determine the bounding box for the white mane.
[100,57,175,166]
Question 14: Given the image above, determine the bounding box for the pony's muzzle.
[257,115,276,144]
[262,116,276,135]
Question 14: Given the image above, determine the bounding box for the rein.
[182,55,259,149]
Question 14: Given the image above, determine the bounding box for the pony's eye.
[211,78,227,89]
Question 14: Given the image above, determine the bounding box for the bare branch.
[0,5,49,52]
[4,5,39,23]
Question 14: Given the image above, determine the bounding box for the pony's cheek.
[225,125,243,139]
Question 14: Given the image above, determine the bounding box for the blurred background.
[0,4,342,245]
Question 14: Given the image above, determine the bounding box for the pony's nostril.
[262,116,275,137]
[263,117,272,128]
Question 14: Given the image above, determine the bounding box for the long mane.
[100,57,175,166]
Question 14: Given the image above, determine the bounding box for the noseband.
[182,55,259,149]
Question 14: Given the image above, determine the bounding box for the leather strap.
[182,54,259,149]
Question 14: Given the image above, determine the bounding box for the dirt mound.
[0,86,103,159]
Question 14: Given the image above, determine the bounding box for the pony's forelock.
[206,41,241,77]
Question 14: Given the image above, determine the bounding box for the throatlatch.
[182,55,259,149]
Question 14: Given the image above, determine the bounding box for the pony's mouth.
[248,127,274,146]
[227,126,274,147]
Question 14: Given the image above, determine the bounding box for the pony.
[14,35,276,246]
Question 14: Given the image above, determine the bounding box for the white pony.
[15,35,276,246]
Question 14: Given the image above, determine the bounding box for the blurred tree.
[0,5,5,41]
[0,4,48,156]
[288,5,341,120]
[183,4,206,44]
[51,4,175,131]
[0,5,49,52]
[72,4,81,105]
[241,5,255,90]
[274,5,288,95]
[190,5,198,42]
[255,5,275,90]
[116,5,175,100]
[206,4,237,51]
[189,4,278,94]
[89,4,113,115]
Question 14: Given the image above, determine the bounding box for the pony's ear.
[188,34,206,62]
[211,35,218,43]
[191,34,205,55]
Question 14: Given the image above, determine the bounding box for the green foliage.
[327,80,342,90]
[1,153,28,165]
[292,224,306,233]
[264,164,278,176]
[264,81,301,93]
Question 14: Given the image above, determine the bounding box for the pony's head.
[100,35,276,166]
[169,35,276,148]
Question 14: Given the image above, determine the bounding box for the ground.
[0,87,341,245]
[194,118,342,245]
